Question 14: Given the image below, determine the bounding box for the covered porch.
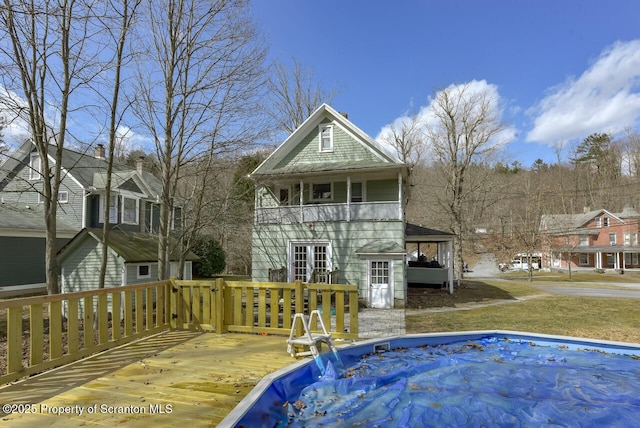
[405,223,455,294]
[552,246,640,272]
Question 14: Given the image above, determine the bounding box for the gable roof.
[1,140,162,198]
[252,104,405,177]
[541,207,639,234]
[58,228,199,263]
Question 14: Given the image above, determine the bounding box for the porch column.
[299,179,304,223]
[347,175,351,222]
[397,171,403,220]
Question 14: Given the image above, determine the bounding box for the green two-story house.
[251,104,410,308]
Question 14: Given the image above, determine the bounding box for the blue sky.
[251,1,640,167]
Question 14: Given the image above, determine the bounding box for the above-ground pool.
[220,331,640,427]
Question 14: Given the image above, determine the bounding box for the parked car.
[510,260,529,271]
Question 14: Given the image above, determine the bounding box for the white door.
[368,260,392,309]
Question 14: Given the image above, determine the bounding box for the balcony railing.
[255,201,401,224]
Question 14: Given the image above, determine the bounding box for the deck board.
[0,331,303,426]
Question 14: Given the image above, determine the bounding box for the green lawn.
[406,278,640,344]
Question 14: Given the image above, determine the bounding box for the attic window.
[319,124,333,152]
[29,153,41,180]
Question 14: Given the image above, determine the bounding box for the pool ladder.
[287,310,341,374]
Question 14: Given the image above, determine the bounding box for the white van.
[510,260,529,271]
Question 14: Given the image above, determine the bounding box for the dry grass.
[406,279,640,343]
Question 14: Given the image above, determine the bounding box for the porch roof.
[405,223,454,242]
[355,240,405,256]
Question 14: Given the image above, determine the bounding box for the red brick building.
[540,207,640,271]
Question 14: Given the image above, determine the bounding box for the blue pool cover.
[226,333,640,427]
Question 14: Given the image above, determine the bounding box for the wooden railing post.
[294,280,304,336]
[215,278,225,334]
[169,278,178,330]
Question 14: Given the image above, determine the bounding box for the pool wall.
[219,330,640,427]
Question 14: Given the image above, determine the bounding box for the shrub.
[192,236,226,277]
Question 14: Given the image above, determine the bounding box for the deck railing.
[0,279,358,384]
[170,279,358,340]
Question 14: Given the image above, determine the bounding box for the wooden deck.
[0,331,303,427]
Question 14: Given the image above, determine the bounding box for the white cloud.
[527,40,640,144]
[377,80,516,158]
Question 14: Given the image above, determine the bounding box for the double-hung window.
[122,196,139,224]
[99,194,118,223]
[29,153,41,180]
[319,124,333,152]
[609,233,617,245]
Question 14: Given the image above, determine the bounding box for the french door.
[290,242,331,282]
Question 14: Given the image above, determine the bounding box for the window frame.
[288,241,332,283]
[310,182,333,202]
[595,217,602,228]
[99,194,119,224]
[318,124,334,153]
[604,217,610,227]
[579,253,589,266]
[351,182,365,203]
[29,153,41,180]
[278,186,290,206]
[136,264,151,279]
[121,195,139,225]
[609,233,617,245]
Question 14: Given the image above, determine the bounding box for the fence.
[0,278,358,384]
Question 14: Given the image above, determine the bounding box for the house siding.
[252,220,405,301]
[275,119,383,169]
[0,236,70,287]
[61,238,121,292]
[1,151,85,229]
[125,263,159,285]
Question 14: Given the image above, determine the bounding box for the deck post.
[215,278,225,333]
[169,278,178,330]
[294,280,304,336]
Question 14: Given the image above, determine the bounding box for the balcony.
[255,201,401,224]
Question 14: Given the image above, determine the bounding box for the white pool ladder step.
[287,310,337,359]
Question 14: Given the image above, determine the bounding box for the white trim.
[136,263,151,279]
[121,195,139,225]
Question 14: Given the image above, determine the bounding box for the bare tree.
[425,83,509,281]
[378,114,424,207]
[0,0,103,294]
[98,0,141,289]
[268,58,341,135]
[132,0,267,280]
